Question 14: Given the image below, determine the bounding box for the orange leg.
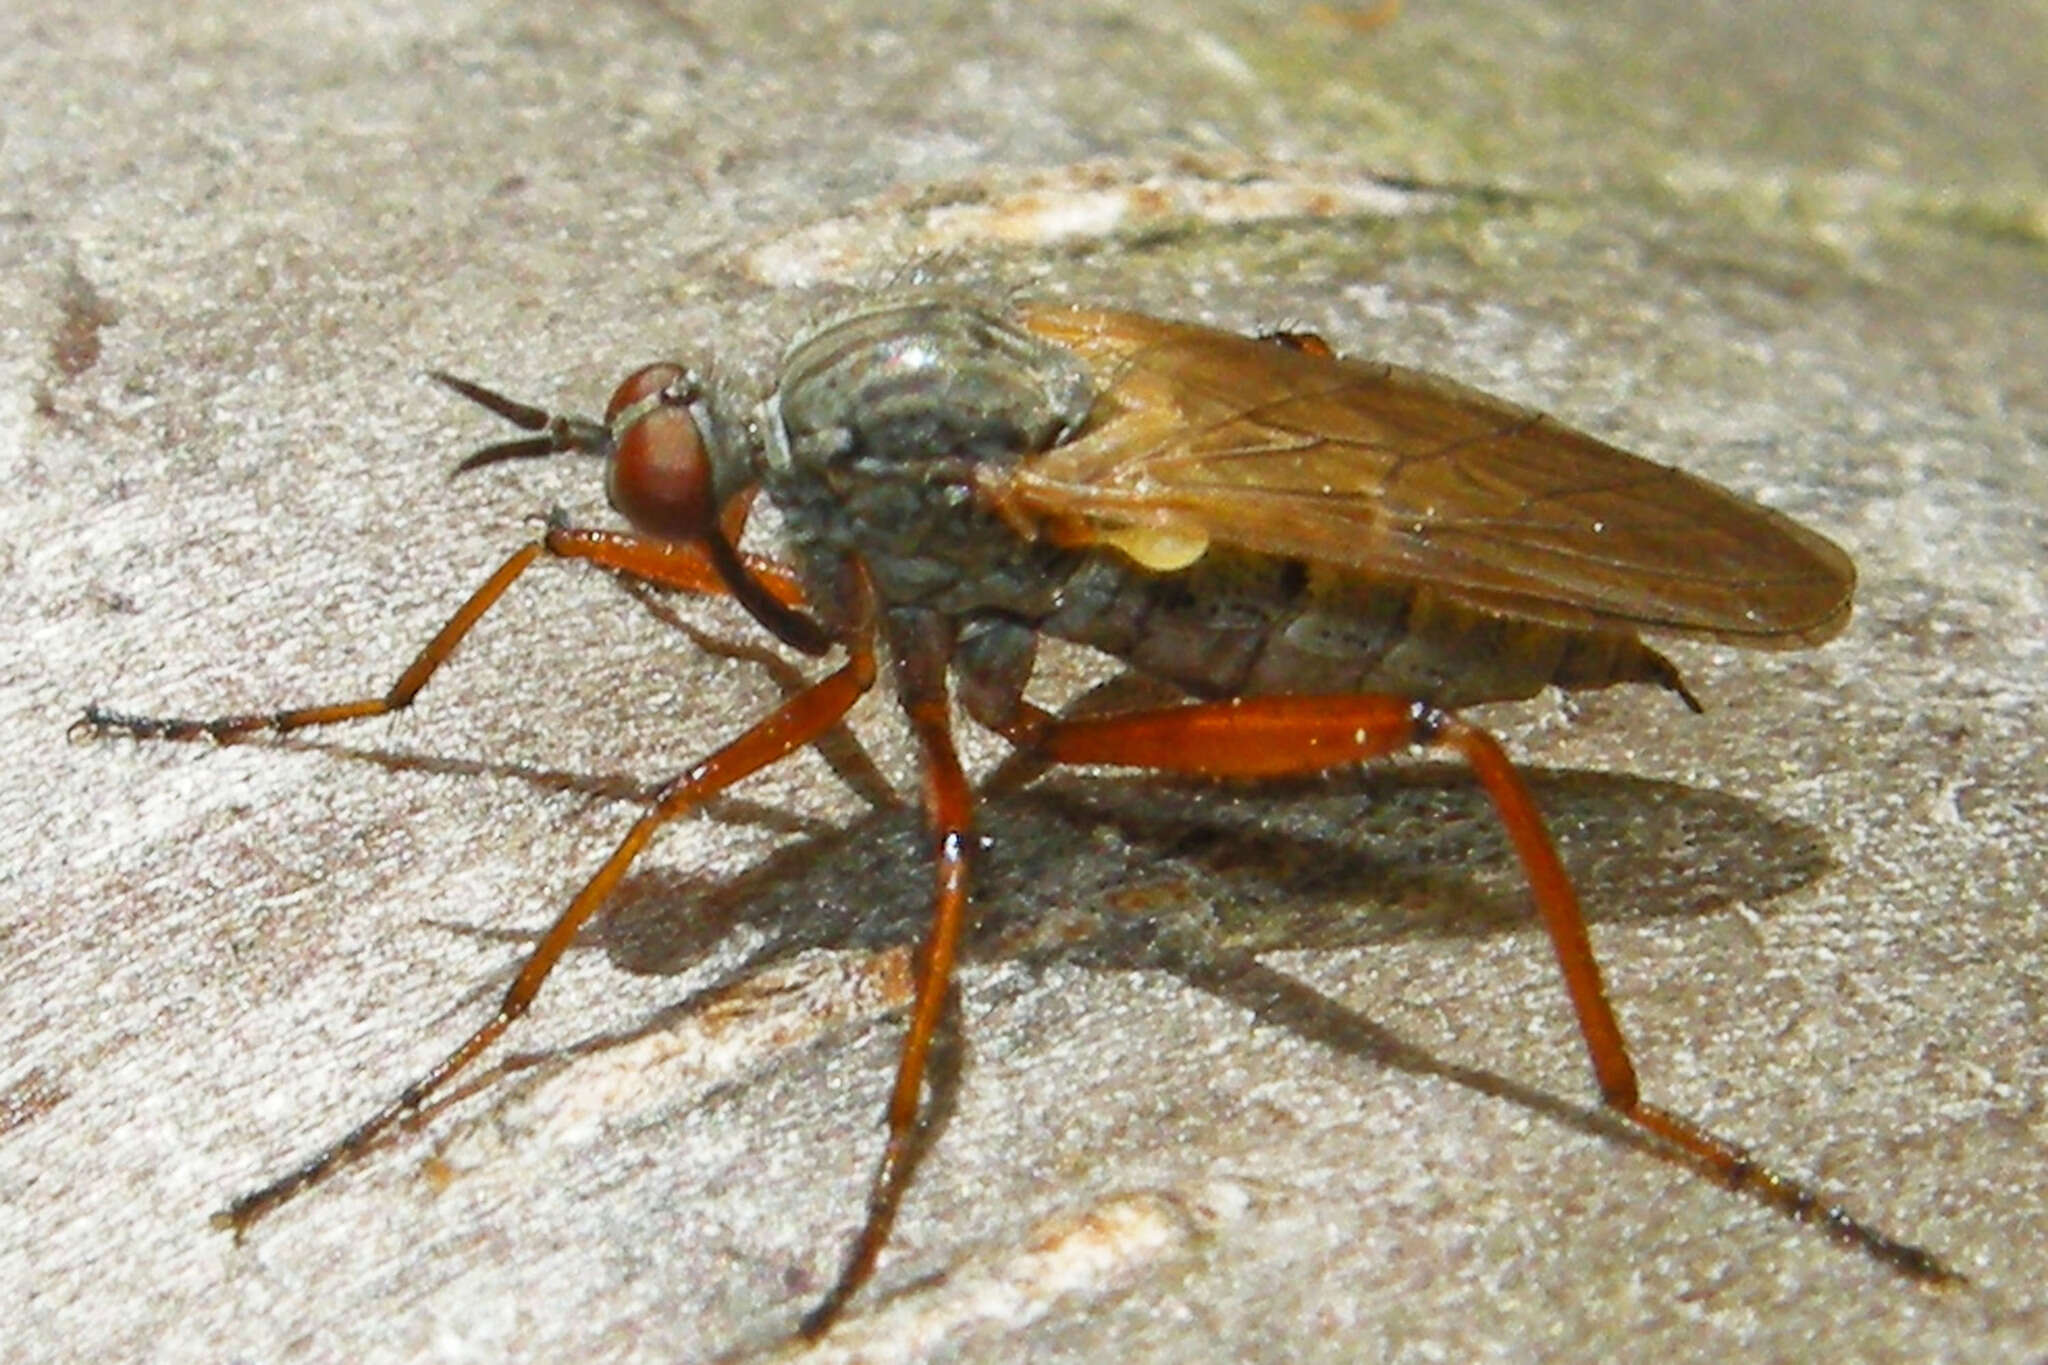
[73,519,807,743]
[547,522,808,609]
[215,628,878,1233]
[992,693,1957,1283]
[801,688,974,1338]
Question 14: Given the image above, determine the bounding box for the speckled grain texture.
[4,2,2044,1362]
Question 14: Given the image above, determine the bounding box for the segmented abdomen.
[1042,546,1685,709]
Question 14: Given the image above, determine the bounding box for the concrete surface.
[4,1,2044,1361]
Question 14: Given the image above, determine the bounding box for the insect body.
[80,295,1951,1336]
[771,300,1848,716]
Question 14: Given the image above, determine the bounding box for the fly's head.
[435,363,835,654]
[434,364,756,546]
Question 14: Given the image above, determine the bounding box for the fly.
[77,295,1956,1335]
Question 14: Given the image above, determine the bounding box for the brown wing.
[998,304,1854,647]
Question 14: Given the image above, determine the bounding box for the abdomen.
[1041,546,1687,708]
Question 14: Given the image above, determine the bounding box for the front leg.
[74,515,808,744]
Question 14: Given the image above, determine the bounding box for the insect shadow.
[292,719,1831,1196]
[600,764,1826,976]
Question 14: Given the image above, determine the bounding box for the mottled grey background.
[4,2,2043,1362]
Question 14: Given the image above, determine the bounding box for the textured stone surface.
[5,2,2043,1361]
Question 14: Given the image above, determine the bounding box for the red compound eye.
[603,364,715,541]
